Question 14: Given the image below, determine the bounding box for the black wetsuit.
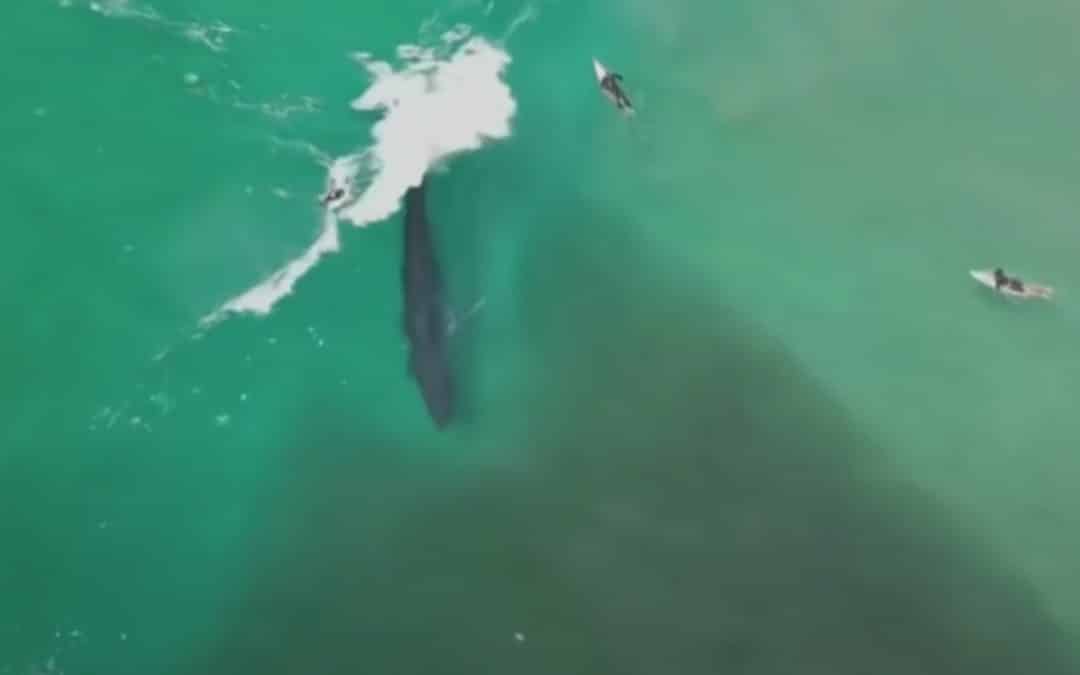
[994,269,1024,292]
[602,73,632,110]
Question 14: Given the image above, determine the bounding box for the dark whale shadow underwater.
[188,194,1079,675]
[400,176,454,429]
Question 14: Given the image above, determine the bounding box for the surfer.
[993,267,1025,293]
[971,267,1052,299]
[320,175,352,208]
[321,186,345,206]
[600,71,633,111]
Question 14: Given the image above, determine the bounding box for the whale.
[401,176,454,428]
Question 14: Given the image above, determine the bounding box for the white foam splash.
[338,36,515,228]
[203,33,515,323]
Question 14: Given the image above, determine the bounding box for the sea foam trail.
[77,0,237,52]
[202,34,515,325]
[200,210,340,325]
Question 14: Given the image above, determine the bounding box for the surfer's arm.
[612,73,623,81]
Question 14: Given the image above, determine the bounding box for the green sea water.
[4,0,1080,673]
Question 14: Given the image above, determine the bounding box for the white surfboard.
[970,269,1053,300]
[592,57,633,115]
[592,58,608,84]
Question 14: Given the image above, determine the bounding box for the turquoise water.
[4,0,1080,673]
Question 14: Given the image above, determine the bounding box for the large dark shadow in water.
[187,196,1078,675]
[401,176,454,429]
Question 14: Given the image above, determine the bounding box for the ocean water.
[4,0,1080,673]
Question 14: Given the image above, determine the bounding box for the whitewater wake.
[202,30,516,326]
[72,0,238,52]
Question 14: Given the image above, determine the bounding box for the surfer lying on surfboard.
[320,176,352,210]
[993,268,1024,293]
[593,58,633,113]
[970,267,1053,300]
[321,187,345,206]
[601,72,632,111]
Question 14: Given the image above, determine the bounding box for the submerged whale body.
[402,177,454,428]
